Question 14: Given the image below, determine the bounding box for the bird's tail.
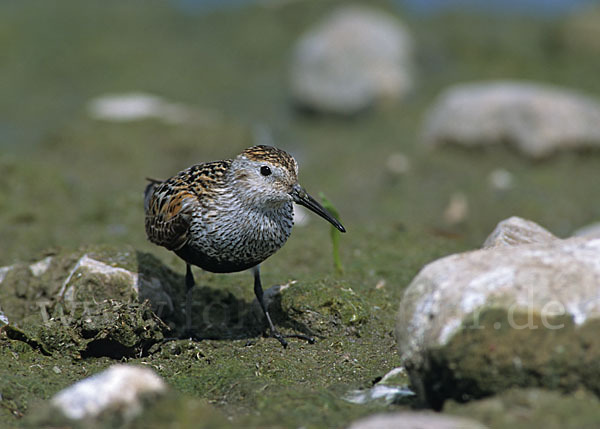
[144,177,162,212]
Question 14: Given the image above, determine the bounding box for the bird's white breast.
[188,191,294,267]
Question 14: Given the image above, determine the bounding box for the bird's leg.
[185,263,195,333]
[162,264,198,343]
[252,266,315,348]
[253,266,287,348]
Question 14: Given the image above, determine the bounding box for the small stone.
[385,152,411,175]
[482,216,557,248]
[259,281,295,310]
[29,256,53,277]
[442,192,468,225]
[87,93,191,124]
[51,364,166,420]
[52,366,62,374]
[344,367,414,405]
[488,168,513,191]
[0,266,12,284]
[347,412,486,429]
[379,367,408,385]
[572,222,600,239]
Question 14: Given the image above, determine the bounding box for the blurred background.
[1,0,600,266]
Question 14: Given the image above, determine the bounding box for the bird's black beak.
[291,185,346,233]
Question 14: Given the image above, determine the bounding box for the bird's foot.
[271,330,315,348]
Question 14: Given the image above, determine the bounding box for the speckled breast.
[179,202,294,273]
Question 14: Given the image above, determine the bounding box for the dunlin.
[144,145,345,347]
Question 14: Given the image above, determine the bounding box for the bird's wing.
[144,160,231,251]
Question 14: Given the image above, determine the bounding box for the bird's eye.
[260,166,272,176]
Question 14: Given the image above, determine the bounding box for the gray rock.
[488,168,514,191]
[347,412,486,429]
[57,252,173,315]
[51,364,166,420]
[290,5,414,115]
[572,221,600,239]
[396,217,600,406]
[482,216,557,248]
[421,81,600,158]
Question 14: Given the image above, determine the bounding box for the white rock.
[0,306,8,325]
[396,216,600,370]
[386,152,411,175]
[51,364,166,420]
[488,168,513,191]
[290,5,414,115]
[58,254,173,314]
[29,256,53,277]
[347,412,486,429]
[482,216,557,248]
[421,81,600,158]
[442,192,468,225]
[572,222,600,239]
[344,385,414,405]
[0,266,11,284]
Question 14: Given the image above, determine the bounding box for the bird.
[144,145,346,347]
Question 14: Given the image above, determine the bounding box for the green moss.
[280,280,369,334]
[418,309,600,409]
[0,332,114,424]
[446,388,600,429]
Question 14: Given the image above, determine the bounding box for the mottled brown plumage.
[144,160,230,252]
[144,145,345,347]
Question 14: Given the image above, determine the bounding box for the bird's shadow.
[136,251,316,342]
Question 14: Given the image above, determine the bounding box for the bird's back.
[144,160,231,252]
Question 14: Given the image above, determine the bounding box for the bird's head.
[231,145,345,232]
